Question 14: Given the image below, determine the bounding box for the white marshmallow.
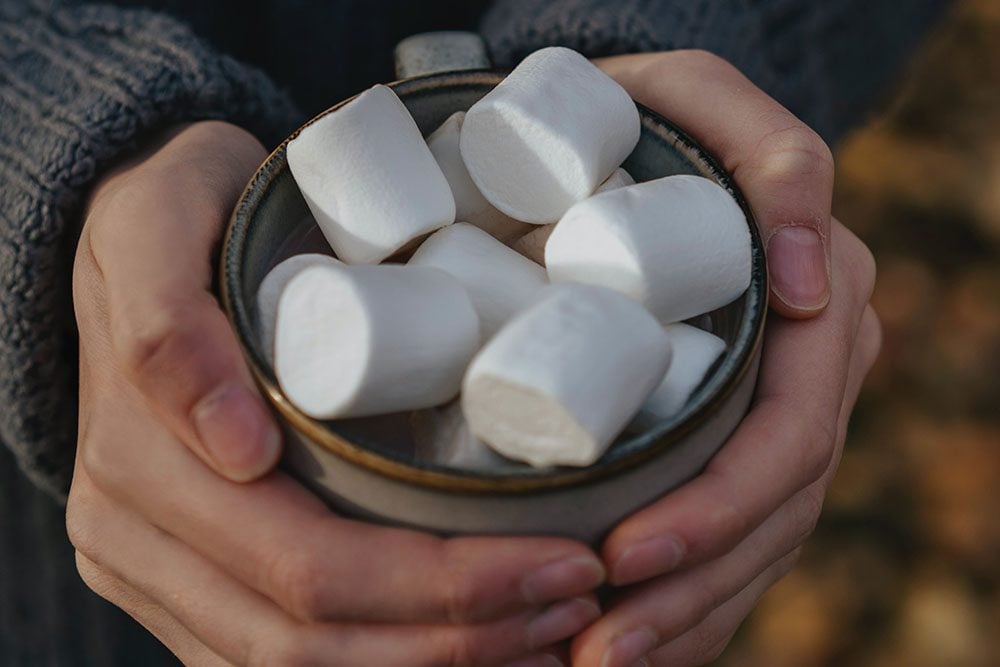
[255,253,342,364]
[412,401,520,471]
[546,174,752,323]
[511,168,635,264]
[461,47,641,224]
[275,264,480,419]
[632,323,727,429]
[287,84,455,264]
[408,223,548,340]
[462,284,672,468]
[427,112,533,242]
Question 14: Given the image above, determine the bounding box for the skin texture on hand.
[560,51,881,667]
[67,46,879,665]
[68,121,605,666]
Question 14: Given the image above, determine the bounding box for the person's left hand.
[574,218,879,666]
[563,52,883,666]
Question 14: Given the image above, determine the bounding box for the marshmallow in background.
[632,323,727,429]
[255,253,342,364]
[461,47,641,224]
[511,168,635,265]
[275,264,479,419]
[546,174,751,323]
[408,223,548,340]
[427,112,533,242]
[287,85,455,264]
[462,284,672,468]
[412,401,521,472]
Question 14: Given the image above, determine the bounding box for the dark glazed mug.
[219,33,767,543]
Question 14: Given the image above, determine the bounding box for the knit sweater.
[0,0,948,500]
[0,0,947,662]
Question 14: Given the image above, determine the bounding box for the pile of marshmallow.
[256,47,751,470]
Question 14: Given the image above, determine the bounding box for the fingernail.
[521,555,606,605]
[601,628,658,667]
[525,597,601,650]
[193,382,281,481]
[767,226,830,311]
[611,535,685,585]
[504,653,565,667]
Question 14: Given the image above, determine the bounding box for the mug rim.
[220,69,768,494]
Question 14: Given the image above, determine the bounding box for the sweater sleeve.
[480,0,952,145]
[0,0,301,500]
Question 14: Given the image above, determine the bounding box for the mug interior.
[222,70,767,488]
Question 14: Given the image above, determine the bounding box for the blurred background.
[719,0,1000,665]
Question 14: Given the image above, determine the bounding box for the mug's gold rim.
[220,69,768,494]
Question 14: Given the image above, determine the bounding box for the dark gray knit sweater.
[0,0,947,662]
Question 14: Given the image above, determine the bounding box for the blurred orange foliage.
[718,1,1000,665]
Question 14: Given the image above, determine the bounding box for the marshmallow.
[287,84,455,264]
[255,253,342,364]
[461,47,641,224]
[462,284,671,467]
[427,112,533,242]
[511,168,634,265]
[275,264,479,419]
[632,323,727,429]
[408,223,548,340]
[412,401,520,472]
[546,174,752,323]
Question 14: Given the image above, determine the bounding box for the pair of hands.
[67,51,881,666]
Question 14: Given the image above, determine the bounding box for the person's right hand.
[66,121,605,666]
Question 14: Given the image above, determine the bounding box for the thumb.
[87,122,280,482]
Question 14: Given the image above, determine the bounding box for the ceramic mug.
[220,33,767,544]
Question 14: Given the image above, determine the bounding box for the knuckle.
[74,551,117,602]
[789,413,838,485]
[853,243,878,304]
[687,577,723,630]
[439,550,481,625]
[65,492,102,561]
[268,549,330,622]
[427,629,475,667]
[114,297,197,383]
[836,228,878,305]
[790,486,825,545]
[696,474,753,553]
[779,547,805,577]
[246,630,314,667]
[699,636,734,666]
[685,625,733,667]
[77,415,128,494]
[858,306,884,369]
[753,123,834,187]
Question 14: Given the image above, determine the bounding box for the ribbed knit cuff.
[0,0,301,500]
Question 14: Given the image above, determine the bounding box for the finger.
[573,476,816,666]
[602,220,875,586]
[574,296,881,665]
[80,384,604,626]
[819,303,882,488]
[69,478,600,667]
[644,550,801,667]
[85,122,280,482]
[599,51,834,317]
[74,552,230,667]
